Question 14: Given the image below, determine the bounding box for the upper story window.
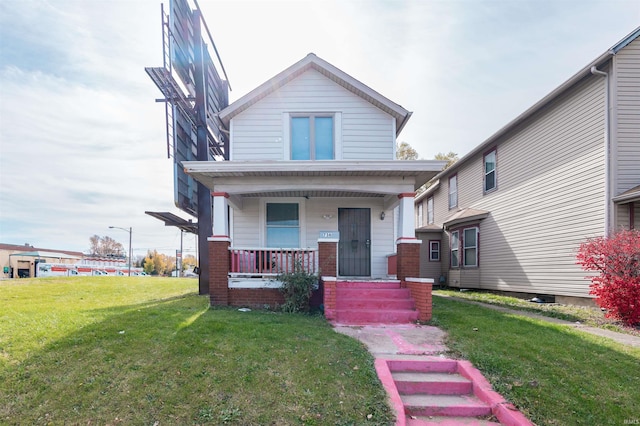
[291,115,334,160]
[448,175,458,209]
[417,203,423,228]
[427,197,434,224]
[484,149,497,193]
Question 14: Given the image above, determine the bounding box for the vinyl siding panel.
[427,74,606,298]
[613,37,640,194]
[230,69,396,161]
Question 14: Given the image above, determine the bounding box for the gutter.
[590,65,611,237]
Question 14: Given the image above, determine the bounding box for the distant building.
[0,243,83,278]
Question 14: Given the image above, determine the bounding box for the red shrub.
[576,229,640,326]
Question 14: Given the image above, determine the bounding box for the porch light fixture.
[380,211,386,220]
[322,214,334,220]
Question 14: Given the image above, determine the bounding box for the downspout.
[590,66,610,237]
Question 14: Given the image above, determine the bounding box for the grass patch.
[431,296,640,425]
[435,289,640,337]
[1,277,393,425]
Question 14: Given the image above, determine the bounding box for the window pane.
[451,250,459,267]
[314,117,333,160]
[291,117,310,160]
[464,228,476,247]
[267,227,299,248]
[484,151,495,173]
[485,171,496,191]
[267,203,299,226]
[449,176,457,208]
[464,248,477,266]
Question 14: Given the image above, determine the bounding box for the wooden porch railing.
[229,248,318,275]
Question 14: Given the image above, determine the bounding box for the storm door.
[338,208,371,276]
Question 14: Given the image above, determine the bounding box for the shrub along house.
[184,53,445,322]
[415,27,640,305]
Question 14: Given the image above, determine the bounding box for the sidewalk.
[435,294,640,348]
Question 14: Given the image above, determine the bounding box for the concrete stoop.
[375,357,533,426]
[334,280,419,325]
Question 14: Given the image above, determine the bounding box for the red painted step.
[376,358,533,426]
[333,280,419,325]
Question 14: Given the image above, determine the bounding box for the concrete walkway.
[435,295,640,348]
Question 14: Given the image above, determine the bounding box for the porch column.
[212,192,229,237]
[397,192,417,240]
[396,239,421,286]
[208,237,230,306]
[318,235,339,320]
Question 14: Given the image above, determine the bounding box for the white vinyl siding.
[613,37,640,195]
[230,69,396,161]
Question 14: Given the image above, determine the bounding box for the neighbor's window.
[450,231,459,268]
[417,203,423,228]
[291,115,334,160]
[463,227,479,267]
[266,203,299,248]
[427,197,434,224]
[448,175,458,209]
[484,149,497,192]
[429,240,441,262]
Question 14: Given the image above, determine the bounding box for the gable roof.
[428,26,640,183]
[217,53,412,136]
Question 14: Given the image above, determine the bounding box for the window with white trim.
[417,204,423,227]
[484,149,496,192]
[291,115,334,160]
[266,203,299,248]
[450,231,459,268]
[427,197,434,224]
[448,175,458,209]
[429,240,441,262]
[463,227,479,267]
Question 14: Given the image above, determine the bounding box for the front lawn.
[431,296,640,425]
[0,277,393,425]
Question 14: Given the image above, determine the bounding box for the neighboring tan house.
[415,27,640,304]
[183,53,445,309]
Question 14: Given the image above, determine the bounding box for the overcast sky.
[0,0,638,258]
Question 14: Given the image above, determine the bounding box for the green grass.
[435,289,640,337]
[431,296,640,425]
[0,277,393,425]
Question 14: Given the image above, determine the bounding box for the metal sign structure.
[146,0,230,294]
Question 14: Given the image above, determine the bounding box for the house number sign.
[319,231,339,239]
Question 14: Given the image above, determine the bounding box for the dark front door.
[338,208,371,276]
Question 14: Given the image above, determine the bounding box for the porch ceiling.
[183,160,447,193]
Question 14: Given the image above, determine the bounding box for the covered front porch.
[183,159,444,311]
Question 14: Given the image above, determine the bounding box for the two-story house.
[415,27,640,305]
[184,53,445,311]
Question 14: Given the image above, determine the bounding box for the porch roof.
[183,160,447,196]
[612,184,640,204]
[443,208,490,229]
